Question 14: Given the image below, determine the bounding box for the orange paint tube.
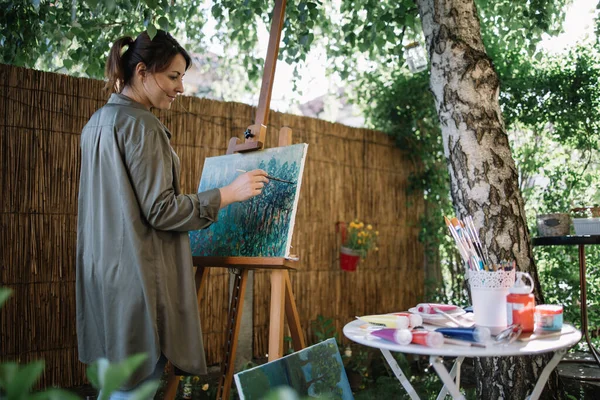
[410,330,444,348]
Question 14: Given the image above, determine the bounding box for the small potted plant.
[337,220,378,271]
[571,206,600,235]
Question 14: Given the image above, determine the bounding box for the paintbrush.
[235,169,296,184]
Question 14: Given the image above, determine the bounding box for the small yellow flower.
[375,231,379,235]
[193,376,200,382]
[349,222,358,229]
[375,247,379,252]
[202,383,209,391]
[358,222,364,228]
[367,224,372,230]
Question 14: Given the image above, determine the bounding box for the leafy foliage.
[362,32,600,348]
[0,287,159,399]
[310,314,339,344]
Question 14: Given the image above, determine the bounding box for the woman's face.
[141,53,186,110]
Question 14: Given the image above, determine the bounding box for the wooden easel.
[164,0,306,398]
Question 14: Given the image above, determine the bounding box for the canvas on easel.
[189,143,308,257]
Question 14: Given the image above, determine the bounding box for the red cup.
[340,246,361,272]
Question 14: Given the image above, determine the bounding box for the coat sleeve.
[125,127,221,232]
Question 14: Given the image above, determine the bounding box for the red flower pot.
[340,246,361,272]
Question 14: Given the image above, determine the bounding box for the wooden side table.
[532,235,600,372]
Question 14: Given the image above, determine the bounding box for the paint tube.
[410,330,444,348]
[357,314,410,329]
[415,303,459,314]
[370,328,413,345]
[434,326,491,343]
[392,312,423,328]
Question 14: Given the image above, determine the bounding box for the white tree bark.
[416,0,559,398]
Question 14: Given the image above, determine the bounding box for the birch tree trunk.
[416,0,560,398]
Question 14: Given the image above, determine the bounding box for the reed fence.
[0,64,424,389]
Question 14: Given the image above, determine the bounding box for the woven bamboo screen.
[0,64,424,389]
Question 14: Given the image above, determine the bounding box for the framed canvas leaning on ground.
[189,143,308,257]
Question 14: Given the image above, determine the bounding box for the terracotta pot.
[340,246,361,272]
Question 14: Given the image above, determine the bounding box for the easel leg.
[216,269,249,400]
[164,361,179,400]
[195,266,209,305]
[164,267,210,400]
[269,270,286,361]
[284,271,305,351]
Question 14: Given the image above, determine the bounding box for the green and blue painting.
[234,338,353,400]
[189,143,308,257]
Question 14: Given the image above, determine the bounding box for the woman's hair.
[105,30,192,92]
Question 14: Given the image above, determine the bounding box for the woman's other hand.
[219,169,269,208]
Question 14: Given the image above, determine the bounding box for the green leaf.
[90,354,149,400]
[0,362,19,388]
[104,0,116,12]
[29,388,82,400]
[63,59,73,70]
[158,16,169,31]
[5,361,44,397]
[147,23,157,40]
[0,288,12,308]
[144,0,158,8]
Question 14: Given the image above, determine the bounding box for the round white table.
[343,319,582,400]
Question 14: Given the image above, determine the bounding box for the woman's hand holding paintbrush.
[219,169,269,208]
[236,169,296,184]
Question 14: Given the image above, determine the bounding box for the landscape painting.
[189,143,308,257]
[234,338,353,400]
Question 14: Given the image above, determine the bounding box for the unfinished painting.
[234,338,353,400]
[189,143,308,257]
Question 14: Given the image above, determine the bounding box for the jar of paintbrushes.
[444,215,516,334]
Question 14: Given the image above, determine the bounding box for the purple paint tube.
[370,328,413,345]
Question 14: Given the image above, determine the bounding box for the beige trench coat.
[76,93,220,388]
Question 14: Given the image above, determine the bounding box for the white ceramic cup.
[471,286,510,335]
[469,268,515,335]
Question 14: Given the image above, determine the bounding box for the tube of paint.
[392,312,423,328]
[410,330,444,348]
[370,328,413,345]
[357,314,410,329]
[434,326,491,343]
[415,303,459,314]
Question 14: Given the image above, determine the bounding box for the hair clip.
[120,44,129,56]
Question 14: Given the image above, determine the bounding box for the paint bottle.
[535,305,563,332]
[370,328,413,345]
[435,326,491,343]
[506,272,535,333]
[410,330,444,348]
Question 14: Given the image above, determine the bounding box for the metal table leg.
[436,356,465,400]
[527,348,567,400]
[380,349,420,400]
[578,244,600,366]
[430,356,466,400]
